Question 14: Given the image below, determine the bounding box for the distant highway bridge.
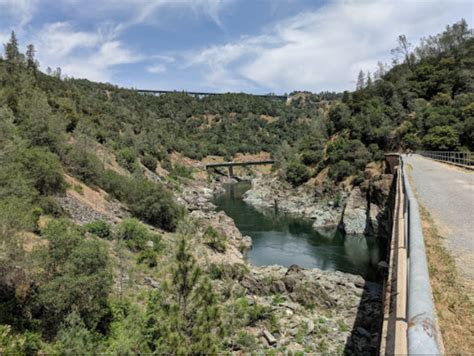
[137,89,288,101]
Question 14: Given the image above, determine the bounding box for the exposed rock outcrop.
[188,209,252,265]
[339,187,367,235]
[339,173,394,239]
[242,176,345,230]
[211,263,382,354]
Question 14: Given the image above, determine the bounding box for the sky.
[0,0,472,94]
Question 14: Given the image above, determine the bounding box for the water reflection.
[214,182,380,280]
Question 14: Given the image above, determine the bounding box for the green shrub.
[326,138,371,181]
[367,143,384,161]
[234,332,257,351]
[272,294,285,305]
[37,219,112,337]
[169,164,193,179]
[208,263,225,279]
[204,226,226,252]
[38,196,63,216]
[422,125,460,150]
[19,147,66,195]
[402,133,421,150]
[285,161,311,187]
[137,249,158,267]
[85,220,112,239]
[126,179,182,231]
[99,170,182,231]
[65,149,103,185]
[117,148,138,172]
[0,326,41,355]
[301,149,323,165]
[99,170,129,201]
[142,154,157,172]
[116,218,150,251]
[333,192,342,207]
[54,312,97,354]
[329,160,353,181]
[233,298,271,327]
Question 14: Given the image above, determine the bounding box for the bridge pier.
[228,166,234,178]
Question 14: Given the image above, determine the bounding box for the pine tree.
[356,70,365,90]
[4,31,21,73]
[366,71,373,88]
[26,44,38,72]
[54,67,62,79]
[145,232,221,353]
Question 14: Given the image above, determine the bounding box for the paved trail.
[404,154,474,291]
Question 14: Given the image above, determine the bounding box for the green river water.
[214,181,380,280]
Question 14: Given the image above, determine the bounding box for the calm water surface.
[214,181,380,280]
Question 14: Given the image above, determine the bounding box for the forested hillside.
[0,20,472,353]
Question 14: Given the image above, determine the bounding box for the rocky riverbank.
[224,264,382,354]
[242,175,345,231]
[184,206,382,353]
[242,168,394,240]
[160,171,387,353]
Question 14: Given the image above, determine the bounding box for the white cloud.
[0,0,37,27]
[185,0,473,92]
[65,0,232,34]
[37,22,101,57]
[33,22,143,82]
[151,54,175,63]
[147,64,166,73]
[0,32,9,45]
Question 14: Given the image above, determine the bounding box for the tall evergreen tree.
[366,71,373,88]
[4,31,21,73]
[26,44,38,72]
[145,232,221,353]
[356,70,365,90]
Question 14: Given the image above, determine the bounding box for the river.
[214,181,380,280]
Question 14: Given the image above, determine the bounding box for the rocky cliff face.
[210,262,381,353]
[339,173,394,241]
[242,176,345,231]
[339,187,368,235]
[242,170,394,243]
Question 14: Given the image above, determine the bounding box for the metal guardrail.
[418,150,473,168]
[381,154,442,355]
[401,156,441,354]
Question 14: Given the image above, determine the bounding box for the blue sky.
[0,0,472,94]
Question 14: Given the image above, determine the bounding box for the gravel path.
[404,154,474,288]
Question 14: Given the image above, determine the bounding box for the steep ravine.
[179,169,394,353]
[56,167,391,353]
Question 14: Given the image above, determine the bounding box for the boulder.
[240,274,267,294]
[144,276,160,289]
[283,265,305,292]
[340,187,368,235]
[262,329,277,346]
[270,279,287,294]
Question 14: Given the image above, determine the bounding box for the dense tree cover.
[3,21,471,188]
[331,20,473,156]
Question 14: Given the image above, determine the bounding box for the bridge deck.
[137,89,287,101]
[205,160,275,168]
[405,154,474,290]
